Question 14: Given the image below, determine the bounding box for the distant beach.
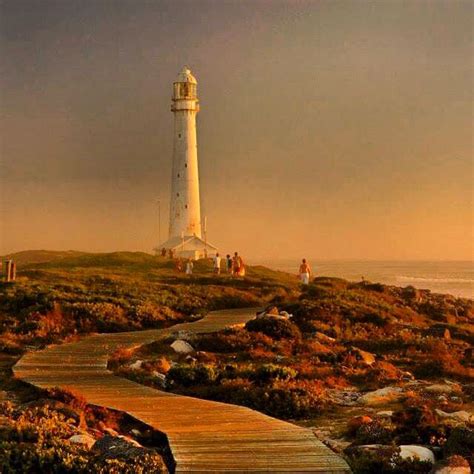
[251,259,474,300]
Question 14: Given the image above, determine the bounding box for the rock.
[130,429,141,437]
[315,332,336,343]
[425,383,462,395]
[376,410,394,418]
[347,415,373,433]
[432,455,472,474]
[399,445,435,464]
[69,433,96,449]
[359,387,404,406]
[435,409,473,424]
[351,347,376,365]
[279,311,292,319]
[129,360,143,370]
[152,371,166,387]
[92,435,165,470]
[327,389,361,406]
[266,306,280,315]
[170,339,194,354]
[93,435,142,457]
[324,438,351,453]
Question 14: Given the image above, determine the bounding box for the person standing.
[232,252,240,277]
[213,253,222,275]
[232,252,245,277]
[299,258,311,284]
[185,258,194,276]
[226,254,232,274]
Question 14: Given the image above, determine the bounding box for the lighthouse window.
[185,205,188,209]
[177,193,179,197]
[184,163,187,168]
[178,134,181,138]
[177,173,180,177]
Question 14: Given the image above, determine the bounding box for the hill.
[0,251,298,354]
[1,250,87,267]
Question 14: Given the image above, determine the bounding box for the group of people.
[161,246,312,284]
[164,250,246,277]
[212,252,245,277]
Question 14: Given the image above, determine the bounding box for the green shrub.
[355,421,393,444]
[346,446,432,473]
[245,316,301,341]
[251,364,297,384]
[167,364,217,387]
[443,427,474,467]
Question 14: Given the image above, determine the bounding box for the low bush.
[245,316,301,341]
[346,446,433,473]
[250,364,297,384]
[167,364,217,387]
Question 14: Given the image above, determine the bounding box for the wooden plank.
[13,308,350,473]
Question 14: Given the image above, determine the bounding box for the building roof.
[156,234,217,252]
[175,66,197,84]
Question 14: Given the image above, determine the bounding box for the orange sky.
[1,0,472,260]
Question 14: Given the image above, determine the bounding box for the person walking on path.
[185,258,194,276]
[299,258,311,285]
[213,253,222,275]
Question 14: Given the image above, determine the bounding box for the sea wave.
[396,276,474,284]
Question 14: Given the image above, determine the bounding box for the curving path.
[14,308,350,473]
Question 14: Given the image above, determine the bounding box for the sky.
[1,0,472,260]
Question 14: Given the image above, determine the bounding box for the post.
[157,199,161,247]
[204,216,208,258]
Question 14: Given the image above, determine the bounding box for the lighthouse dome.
[176,66,197,84]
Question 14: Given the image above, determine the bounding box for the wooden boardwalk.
[14,308,350,473]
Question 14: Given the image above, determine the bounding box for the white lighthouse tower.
[157,67,217,259]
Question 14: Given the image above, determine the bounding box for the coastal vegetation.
[1,251,473,473]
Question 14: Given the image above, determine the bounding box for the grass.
[0,250,299,354]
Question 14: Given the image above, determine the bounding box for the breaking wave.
[396,276,474,284]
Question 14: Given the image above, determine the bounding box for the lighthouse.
[156,67,217,259]
[169,67,201,238]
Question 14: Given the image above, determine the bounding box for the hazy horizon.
[1,0,472,260]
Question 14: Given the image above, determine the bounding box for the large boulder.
[170,339,194,354]
[358,386,404,406]
[399,445,435,464]
[92,435,165,470]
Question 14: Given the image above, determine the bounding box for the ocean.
[250,259,473,300]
